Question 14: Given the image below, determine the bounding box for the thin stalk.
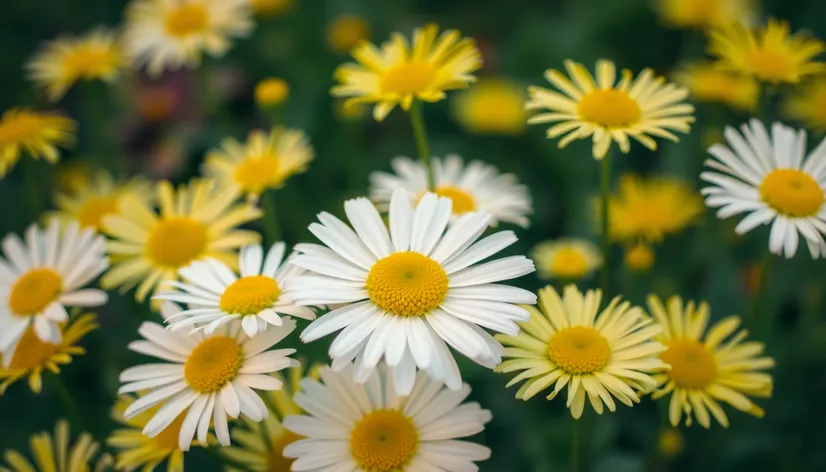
[748,252,774,335]
[409,100,434,191]
[262,190,282,244]
[598,151,614,298]
[570,416,583,472]
[48,374,88,434]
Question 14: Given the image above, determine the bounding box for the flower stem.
[262,190,282,244]
[598,150,614,298]
[748,252,774,336]
[570,416,583,472]
[409,100,434,191]
[48,373,88,435]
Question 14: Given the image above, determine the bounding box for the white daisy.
[701,119,826,258]
[282,363,492,472]
[0,221,108,366]
[118,302,297,451]
[154,242,315,337]
[287,188,537,395]
[370,154,533,228]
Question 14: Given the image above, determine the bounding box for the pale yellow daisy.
[49,171,152,232]
[0,420,111,472]
[531,239,602,281]
[0,108,76,178]
[783,79,826,134]
[452,77,527,135]
[655,0,755,30]
[674,62,759,112]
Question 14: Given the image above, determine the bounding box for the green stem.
[48,374,88,434]
[409,100,434,191]
[22,159,42,216]
[748,252,774,335]
[598,151,614,298]
[262,190,282,244]
[570,416,583,472]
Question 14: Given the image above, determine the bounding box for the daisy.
[203,127,314,203]
[1,420,111,472]
[531,238,602,281]
[26,28,124,102]
[701,120,826,258]
[123,0,254,77]
[117,302,298,450]
[370,155,533,228]
[708,18,826,84]
[655,0,755,30]
[624,243,655,272]
[674,62,759,112]
[327,15,371,54]
[0,108,76,178]
[647,295,774,428]
[451,77,527,135]
[0,312,97,395]
[0,221,108,367]
[155,242,315,337]
[289,188,537,394]
[496,285,667,419]
[101,179,262,302]
[783,79,826,134]
[282,363,492,471]
[526,59,695,159]
[254,77,289,108]
[332,24,483,121]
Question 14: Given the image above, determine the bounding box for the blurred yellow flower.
[1,420,111,472]
[204,127,313,202]
[250,0,291,16]
[783,79,826,133]
[54,161,93,193]
[332,24,482,121]
[101,179,262,302]
[334,99,367,121]
[526,60,694,159]
[327,15,370,53]
[452,77,526,135]
[0,108,75,178]
[624,243,655,272]
[26,28,123,102]
[655,0,754,29]
[0,313,97,395]
[50,171,152,232]
[648,295,774,428]
[708,18,826,84]
[531,239,601,280]
[675,62,758,111]
[658,428,685,457]
[255,77,289,107]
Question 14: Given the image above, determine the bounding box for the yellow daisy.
[648,295,774,428]
[327,15,371,53]
[606,174,703,244]
[452,77,527,135]
[655,0,755,30]
[624,243,655,272]
[0,108,76,178]
[54,161,93,194]
[26,28,124,102]
[0,420,111,472]
[708,18,826,84]
[49,171,152,232]
[783,79,826,134]
[531,239,602,281]
[0,313,97,395]
[526,60,695,159]
[254,77,289,108]
[496,285,667,419]
[101,179,262,302]
[332,24,483,121]
[674,62,759,111]
[203,127,313,203]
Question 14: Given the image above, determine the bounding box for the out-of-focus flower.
[658,428,685,457]
[0,420,111,471]
[783,79,826,134]
[655,0,755,30]
[452,77,526,135]
[332,24,482,121]
[54,161,93,193]
[526,60,694,159]
[250,0,291,17]
[531,239,602,280]
[50,171,152,232]
[254,77,289,107]
[0,108,75,178]
[624,243,655,272]
[326,15,370,53]
[333,99,367,121]
[675,62,758,111]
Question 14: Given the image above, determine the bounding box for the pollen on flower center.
[744,50,795,82]
[549,248,589,279]
[233,155,281,193]
[547,326,611,374]
[164,4,210,38]
[219,275,282,316]
[183,336,243,393]
[660,339,718,389]
[759,169,824,217]
[578,89,641,128]
[380,61,436,95]
[350,409,419,471]
[77,196,120,230]
[146,217,208,267]
[153,412,187,450]
[267,430,302,471]
[9,268,63,316]
[6,326,59,369]
[366,252,449,317]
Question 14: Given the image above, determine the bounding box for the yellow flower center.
[366,252,449,317]
[0,113,43,145]
[219,275,281,316]
[255,78,289,106]
[759,169,824,217]
[549,247,589,279]
[625,243,654,271]
[744,49,795,83]
[153,412,187,450]
[547,326,611,374]
[62,46,117,80]
[9,268,63,316]
[267,430,302,471]
[349,409,419,471]
[164,4,210,38]
[184,336,243,393]
[233,155,281,194]
[146,217,208,267]
[578,89,641,128]
[380,61,436,96]
[6,326,59,370]
[434,185,476,214]
[660,339,717,389]
[77,196,120,230]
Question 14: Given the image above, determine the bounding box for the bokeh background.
[2,0,826,470]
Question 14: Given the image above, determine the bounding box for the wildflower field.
[1,0,826,471]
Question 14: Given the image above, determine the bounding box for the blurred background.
[2,0,826,470]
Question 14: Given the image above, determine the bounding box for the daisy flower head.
[451,76,527,135]
[0,221,108,367]
[708,18,826,85]
[700,120,826,258]
[526,59,695,159]
[369,155,533,228]
[655,0,755,30]
[0,312,97,395]
[496,285,667,419]
[282,364,492,472]
[0,108,76,178]
[289,188,537,394]
[674,62,759,112]
[783,78,826,134]
[647,295,774,428]
[123,0,254,77]
[254,77,289,108]
[26,28,124,102]
[118,302,298,451]
[331,24,483,121]
[327,15,371,53]
[101,179,262,302]
[1,420,111,472]
[155,242,315,337]
[203,127,314,203]
[531,238,602,281]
